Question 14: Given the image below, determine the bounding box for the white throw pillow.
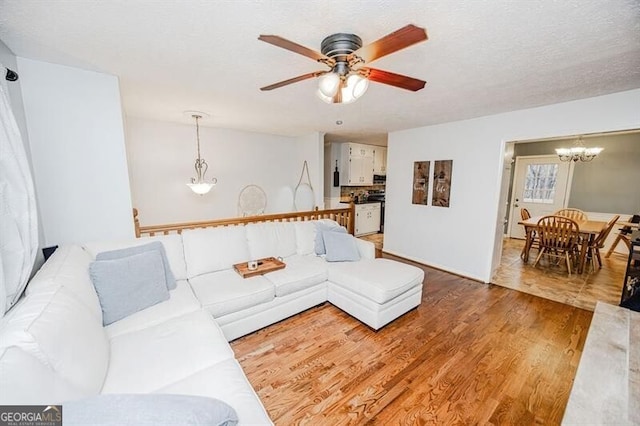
[89,251,170,325]
[314,222,347,255]
[96,242,176,290]
[323,231,361,262]
[83,234,188,281]
[63,394,239,426]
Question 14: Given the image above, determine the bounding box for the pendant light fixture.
[186,113,217,195]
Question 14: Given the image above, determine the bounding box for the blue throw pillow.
[63,394,239,426]
[96,241,176,290]
[89,250,170,325]
[323,231,361,262]
[314,223,347,255]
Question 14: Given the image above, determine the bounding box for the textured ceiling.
[1,0,639,139]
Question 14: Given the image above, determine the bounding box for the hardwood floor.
[359,233,384,257]
[231,256,592,425]
[493,238,626,311]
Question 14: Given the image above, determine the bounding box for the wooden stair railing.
[133,204,356,238]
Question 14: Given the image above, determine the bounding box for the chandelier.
[556,136,603,162]
[186,113,217,195]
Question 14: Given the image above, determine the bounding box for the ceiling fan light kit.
[318,72,340,97]
[259,24,428,104]
[317,74,369,104]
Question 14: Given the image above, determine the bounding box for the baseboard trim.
[381,250,486,284]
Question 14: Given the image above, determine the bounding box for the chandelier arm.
[201,159,209,179]
[556,137,603,163]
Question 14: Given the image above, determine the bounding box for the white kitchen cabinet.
[340,143,374,186]
[373,147,387,175]
[354,202,381,236]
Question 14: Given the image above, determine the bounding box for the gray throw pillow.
[63,394,239,426]
[323,231,361,262]
[96,241,177,290]
[314,223,347,255]
[89,250,170,325]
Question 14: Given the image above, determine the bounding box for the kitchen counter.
[340,200,383,205]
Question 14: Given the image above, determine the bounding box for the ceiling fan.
[258,24,428,104]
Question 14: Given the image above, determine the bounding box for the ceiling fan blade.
[258,35,329,62]
[260,71,326,91]
[350,24,428,64]
[361,68,426,91]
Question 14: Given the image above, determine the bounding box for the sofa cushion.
[182,226,250,278]
[323,231,361,262]
[189,270,275,318]
[328,259,424,304]
[0,287,109,398]
[63,394,239,426]
[25,245,102,320]
[263,255,327,297]
[84,234,188,281]
[246,222,297,260]
[89,251,170,326]
[102,310,234,394]
[294,221,316,255]
[0,347,89,405]
[95,241,176,290]
[155,358,272,425]
[105,280,201,339]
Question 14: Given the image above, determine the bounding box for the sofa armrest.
[355,238,376,260]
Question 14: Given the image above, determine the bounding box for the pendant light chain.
[195,115,202,163]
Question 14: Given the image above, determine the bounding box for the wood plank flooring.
[493,238,626,311]
[231,256,592,425]
[359,233,384,258]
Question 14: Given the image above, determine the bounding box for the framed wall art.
[412,161,430,205]
[432,160,453,207]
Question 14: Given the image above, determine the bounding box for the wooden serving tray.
[233,257,286,278]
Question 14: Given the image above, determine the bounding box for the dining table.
[518,215,608,274]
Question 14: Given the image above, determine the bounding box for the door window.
[522,164,558,204]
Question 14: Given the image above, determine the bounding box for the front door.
[508,155,574,239]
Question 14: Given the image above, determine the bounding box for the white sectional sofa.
[0,219,424,424]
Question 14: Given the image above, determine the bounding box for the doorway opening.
[491,129,640,311]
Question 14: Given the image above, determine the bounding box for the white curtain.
[0,65,37,317]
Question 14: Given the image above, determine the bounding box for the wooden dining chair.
[534,215,581,275]
[605,214,640,258]
[586,215,620,272]
[554,208,588,222]
[520,208,539,259]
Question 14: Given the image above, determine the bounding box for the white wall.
[293,132,324,209]
[385,89,640,282]
[18,58,134,246]
[126,117,323,225]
